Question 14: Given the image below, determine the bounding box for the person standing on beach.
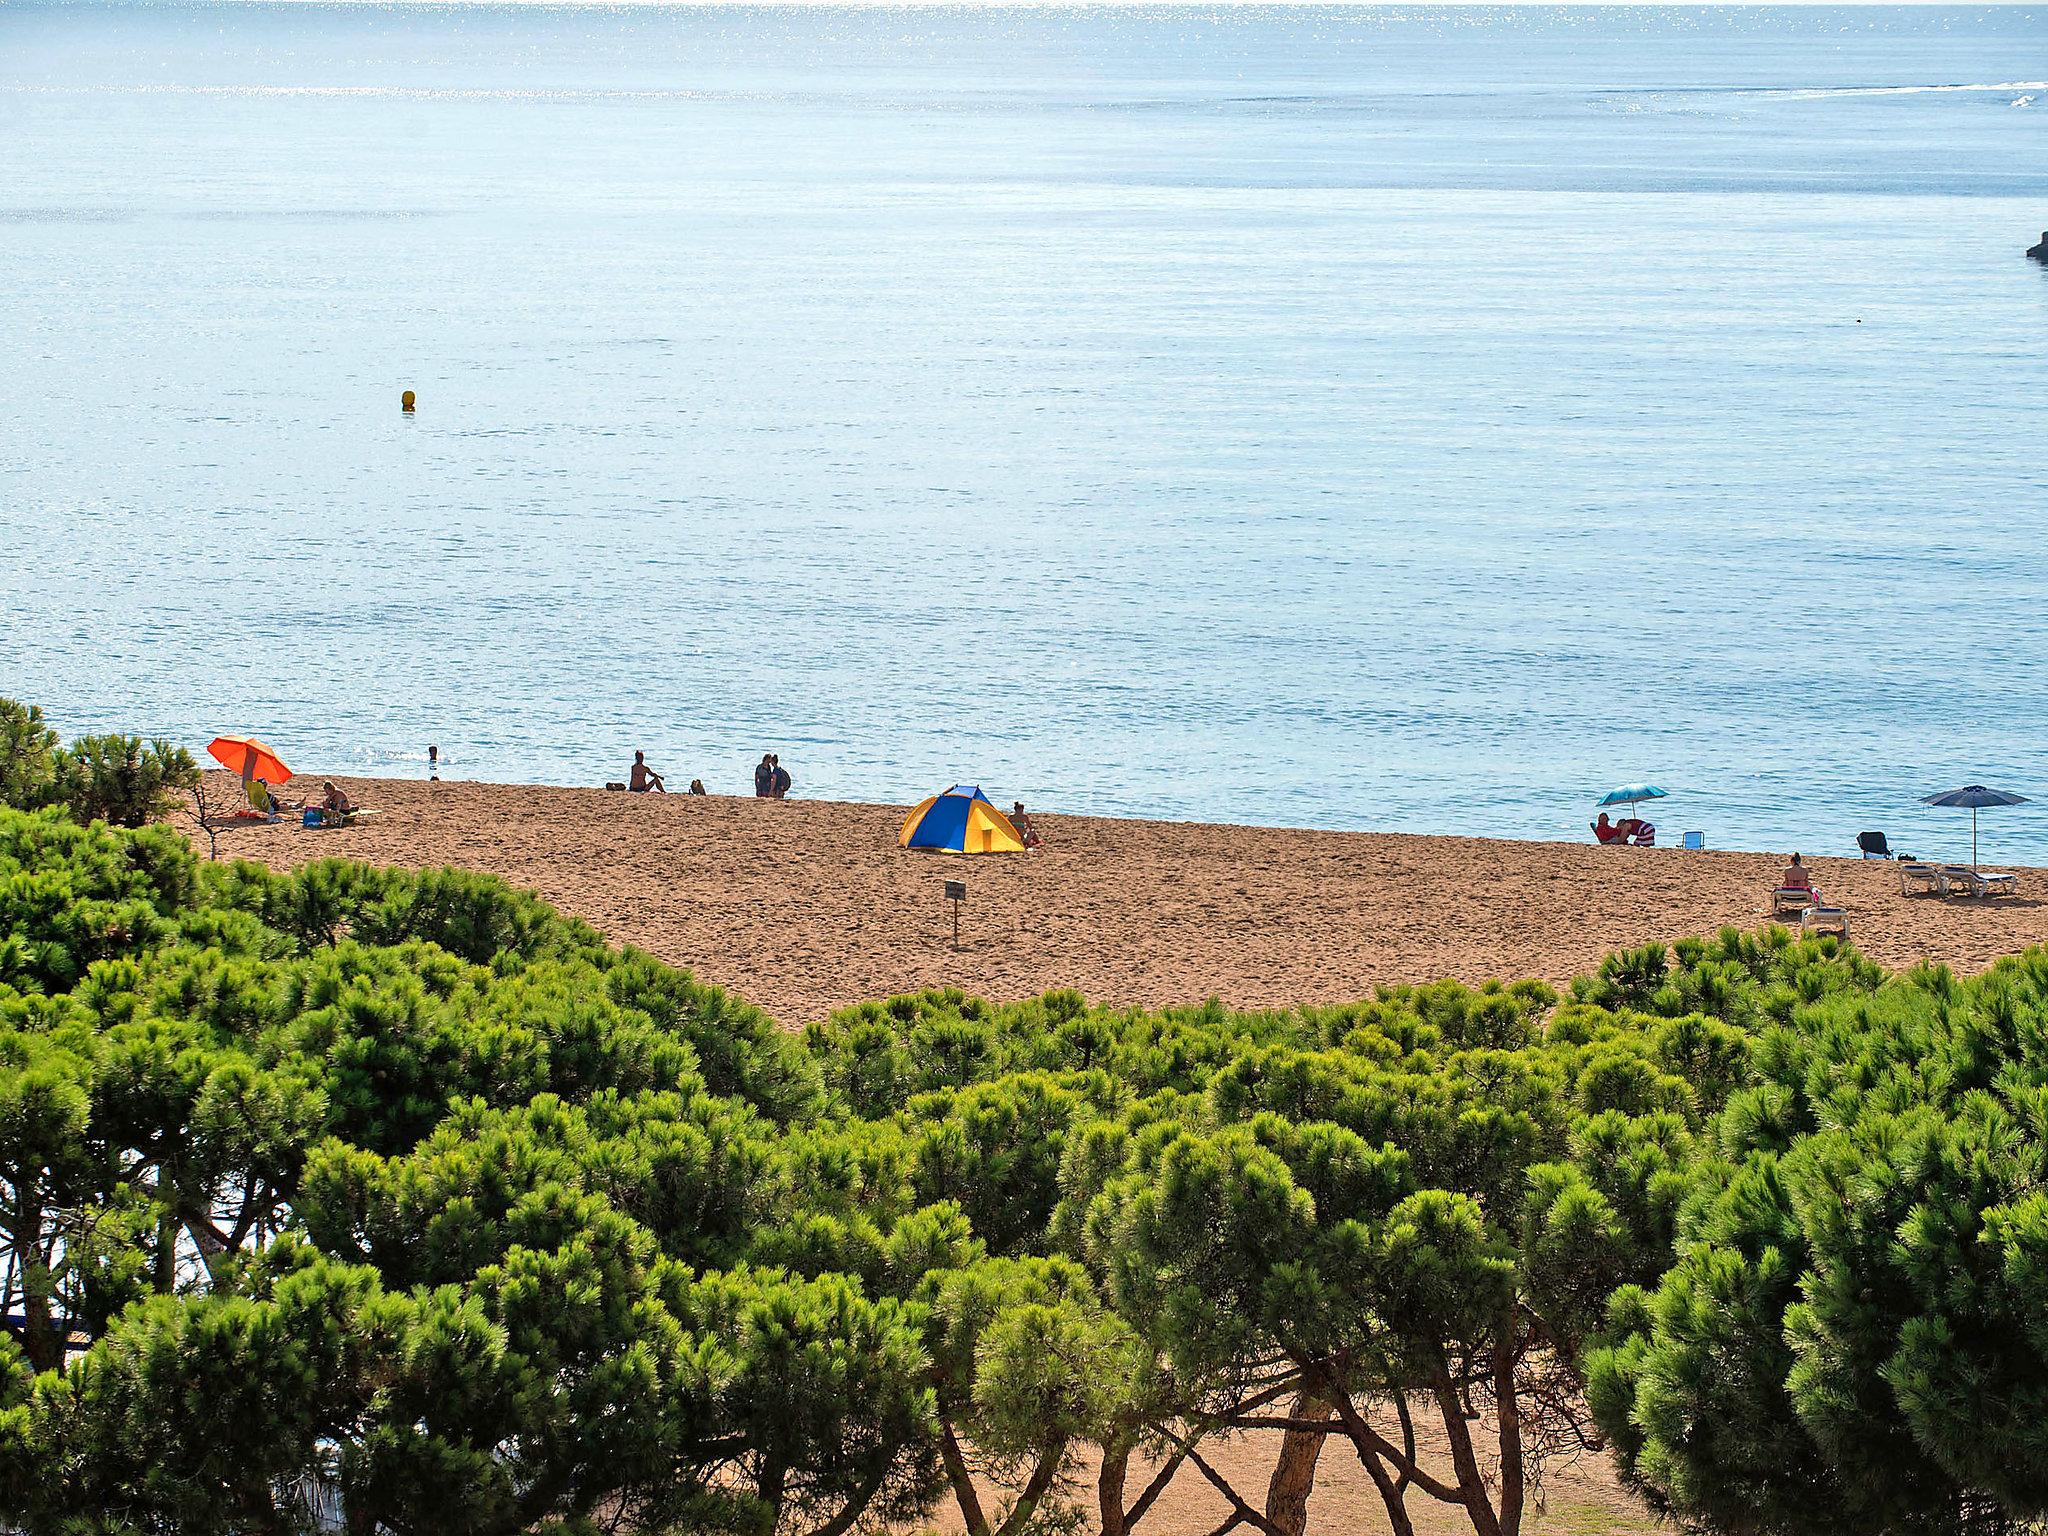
[771,755,791,800]
[754,754,775,798]
[629,751,665,793]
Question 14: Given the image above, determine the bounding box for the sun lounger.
[1800,905,1850,939]
[1940,866,2018,899]
[1770,887,1816,917]
[1898,862,1942,896]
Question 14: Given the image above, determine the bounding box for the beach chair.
[1857,831,1895,860]
[1770,887,1816,918]
[1941,866,2018,899]
[238,779,286,822]
[1801,906,1850,940]
[1682,831,1705,851]
[1898,862,1942,896]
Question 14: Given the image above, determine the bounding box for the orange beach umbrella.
[207,735,291,784]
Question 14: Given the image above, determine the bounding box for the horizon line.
[25,0,2044,10]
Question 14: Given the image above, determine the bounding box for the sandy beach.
[190,773,2048,1027]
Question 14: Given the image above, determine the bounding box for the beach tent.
[899,785,1026,855]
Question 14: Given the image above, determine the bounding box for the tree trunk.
[759,1455,789,1530]
[1494,1326,1525,1536]
[806,1462,889,1536]
[19,1191,59,1373]
[993,1443,1067,1536]
[1099,1437,1132,1536]
[1263,1392,1333,1536]
[1432,1373,1503,1536]
[941,1420,992,1536]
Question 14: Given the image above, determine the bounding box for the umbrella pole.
[1973,807,1979,872]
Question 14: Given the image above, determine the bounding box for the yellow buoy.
[401,389,416,412]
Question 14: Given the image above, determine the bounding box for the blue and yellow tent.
[899,785,1027,855]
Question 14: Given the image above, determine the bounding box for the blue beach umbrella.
[1596,784,1669,811]
[1920,784,2029,870]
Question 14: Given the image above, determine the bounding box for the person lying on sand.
[1011,801,1043,849]
[629,751,666,793]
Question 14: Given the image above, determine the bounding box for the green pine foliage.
[0,698,199,829]
[0,700,59,810]
[1585,949,2048,1536]
[2,798,2046,1536]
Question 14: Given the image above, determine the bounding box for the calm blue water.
[4,2,2047,860]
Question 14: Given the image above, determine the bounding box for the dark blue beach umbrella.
[1920,785,2030,870]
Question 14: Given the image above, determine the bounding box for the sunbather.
[1011,801,1043,849]
[1593,813,1627,844]
[629,751,666,793]
[1770,853,1822,913]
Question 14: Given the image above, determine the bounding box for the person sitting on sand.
[688,779,706,796]
[1011,801,1043,849]
[307,780,356,827]
[629,751,666,793]
[248,779,294,818]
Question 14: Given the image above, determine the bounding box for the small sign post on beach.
[943,880,966,947]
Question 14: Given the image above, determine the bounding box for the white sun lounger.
[1800,906,1850,939]
[1940,867,2018,899]
[1898,862,1942,896]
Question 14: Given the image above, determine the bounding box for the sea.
[3,1,2046,861]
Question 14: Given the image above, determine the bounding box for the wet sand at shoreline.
[190,774,2048,1026]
